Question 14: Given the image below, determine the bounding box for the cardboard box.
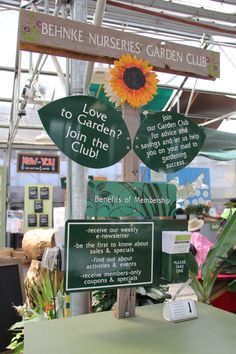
[12,248,31,264]
[0,247,13,258]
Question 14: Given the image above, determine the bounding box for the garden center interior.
[1,1,236,353]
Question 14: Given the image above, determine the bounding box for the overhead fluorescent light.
[34,130,53,144]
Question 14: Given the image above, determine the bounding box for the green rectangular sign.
[161,253,189,283]
[87,181,176,218]
[65,220,154,292]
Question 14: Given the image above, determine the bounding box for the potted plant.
[92,285,171,312]
[185,204,210,218]
[189,212,236,304]
[7,269,64,354]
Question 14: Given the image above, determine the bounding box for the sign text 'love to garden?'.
[38,96,131,168]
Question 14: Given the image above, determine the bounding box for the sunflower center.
[123,67,146,90]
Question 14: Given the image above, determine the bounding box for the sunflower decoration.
[103,72,122,107]
[107,53,159,108]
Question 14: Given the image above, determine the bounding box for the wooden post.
[115,102,140,319]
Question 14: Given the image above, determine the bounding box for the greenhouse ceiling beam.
[129,0,236,25]
[211,0,236,5]
[104,0,236,38]
[165,36,209,112]
[98,13,236,41]
[0,124,43,130]
[7,1,65,146]
[0,0,21,9]
[199,111,236,127]
[83,0,107,94]
[0,65,59,76]
[0,142,57,150]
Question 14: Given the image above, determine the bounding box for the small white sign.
[162,231,191,254]
[163,299,197,322]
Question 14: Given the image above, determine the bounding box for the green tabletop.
[24,303,236,354]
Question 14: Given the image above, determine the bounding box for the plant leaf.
[201,212,236,302]
[227,279,236,292]
[189,271,204,302]
[188,253,198,275]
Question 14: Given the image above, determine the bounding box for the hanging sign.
[65,220,154,292]
[87,180,176,218]
[19,9,220,80]
[38,96,131,168]
[17,153,60,173]
[133,112,205,173]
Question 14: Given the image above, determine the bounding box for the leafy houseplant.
[185,204,210,217]
[92,285,171,312]
[189,212,236,303]
[6,307,44,354]
[7,270,64,354]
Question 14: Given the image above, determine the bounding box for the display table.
[24,302,236,354]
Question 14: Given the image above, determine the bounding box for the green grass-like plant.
[189,212,236,303]
[7,270,64,353]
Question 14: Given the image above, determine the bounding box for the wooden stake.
[115,102,140,319]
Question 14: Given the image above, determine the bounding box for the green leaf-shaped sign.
[38,96,131,168]
[133,112,205,173]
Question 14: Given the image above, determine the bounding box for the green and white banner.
[87,180,176,218]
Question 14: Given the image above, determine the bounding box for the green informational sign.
[87,180,176,218]
[161,253,189,283]
[133,112,205,173]
[0,167,6,246]
[38,96,131,168]
[65,220,154,292]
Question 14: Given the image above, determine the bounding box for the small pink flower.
[24,26,30,32]
[36,20,42,28]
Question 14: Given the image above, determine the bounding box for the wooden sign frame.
[19,9,220,80]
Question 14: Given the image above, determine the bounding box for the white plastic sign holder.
[163,299,197,322]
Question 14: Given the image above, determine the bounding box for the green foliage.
[7,270,64,353]
[227,279,236,292]
[7,324,24,354]
[185,203,210,216]
[136,285,171,306]
[189,212,236,303]
[92,285,171,312]
[92,289,117,312]
[28,270,64,319]
[6,308,42,354]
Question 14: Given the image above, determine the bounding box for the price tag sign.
[163,299,197,322]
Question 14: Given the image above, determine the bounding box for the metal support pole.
[83,0,107,94]
[165,34,209,112]
[69,0,90,316]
